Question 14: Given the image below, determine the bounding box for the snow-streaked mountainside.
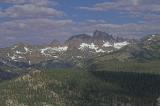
[0,31,159,81]
[0,30,132,66]
[1,30,159,69]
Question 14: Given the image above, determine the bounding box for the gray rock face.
[49,40,61,47]
[93,30,114,41]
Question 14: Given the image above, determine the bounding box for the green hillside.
[0,69,121,106]
[87,35,160,74]
[0,69,159,106]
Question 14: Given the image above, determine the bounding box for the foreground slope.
[0,69,159,106]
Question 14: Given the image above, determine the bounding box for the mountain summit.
[49,40,61,47]
[93,30,114,41]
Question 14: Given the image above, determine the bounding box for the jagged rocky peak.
[67,30,115,44]
[67,34,91,41]
[13,42,27,47]
[92,30,114,41]
[66,34,92,48]
[65,30,131,49]
[49,40,61,47]
[11,42,31,52]
[115,36,126,42]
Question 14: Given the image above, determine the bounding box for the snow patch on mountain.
[18,56,25,59]
[148,35,156,41]
[96,49,105,53]
[114,41,129,49]
[76,56,83,58]
[79,43,97,50]
[16,51,24,54]
[7,53,26,61]
[7,53,17,61]
[13,47,31,55]
[10,55,17,60]
[103,42,112,47]
[53,56,58,58]
[11,45,18,50]
[24,47,29,52]
[152,35,156,37]
[40,46,68,56]
[79,43,105,53]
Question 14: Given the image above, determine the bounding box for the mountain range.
[0,30,159,74]
[0,30,160,106]
[0,30,132,67]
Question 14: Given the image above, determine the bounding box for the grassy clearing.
[89,59,160,74]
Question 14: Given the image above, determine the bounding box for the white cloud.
[0,4,64,18]
[71,20,160,39]
[79,0,160,13]
[0,18,160,47]
[0,0,57,6]
[0,18,74,46]
[79,0,160,23]
[0,0,62,18]
[0,18,73,33]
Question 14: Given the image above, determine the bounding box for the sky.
[0,0,160,47]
